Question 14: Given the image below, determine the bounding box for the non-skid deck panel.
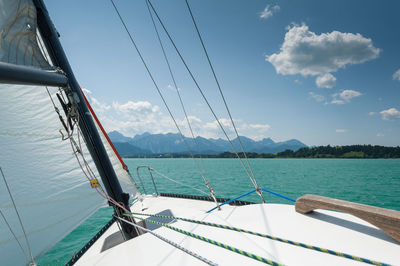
[76,195,400,266]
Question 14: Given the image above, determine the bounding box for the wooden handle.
[295,194,400,243]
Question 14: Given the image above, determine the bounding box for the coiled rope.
[125,213,282,265]
[125,212,389,266]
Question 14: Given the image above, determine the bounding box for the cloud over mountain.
[82,90,271,140]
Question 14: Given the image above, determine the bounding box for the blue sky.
[45,0,400,146]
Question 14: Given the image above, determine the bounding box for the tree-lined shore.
[124,145,400,158]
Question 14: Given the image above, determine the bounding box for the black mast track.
[32,0,136,239]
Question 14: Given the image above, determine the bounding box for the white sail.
[0,0,50,68]
[0,1,112,265]
[0,85,106,265]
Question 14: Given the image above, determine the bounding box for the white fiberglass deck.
[76,195,400,265]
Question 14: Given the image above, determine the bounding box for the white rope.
[115,215,218,266]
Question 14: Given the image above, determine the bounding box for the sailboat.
[1,0,399,265]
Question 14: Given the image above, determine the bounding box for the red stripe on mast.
[81,88,129,171]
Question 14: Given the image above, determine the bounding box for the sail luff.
[31,0,137,239]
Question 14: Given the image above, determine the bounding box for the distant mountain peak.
[108,131,307,155]
[107,130,131,143]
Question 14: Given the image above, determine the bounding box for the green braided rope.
[126,212,390,266]
[125,214,283,266]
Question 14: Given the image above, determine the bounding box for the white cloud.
[201,119,271,140]
[113,101,160,114]
[266,24,380,78]
[316,73,336,88]
[336,129,347,133]
[86,95,272,140]
[204,118,230,130]
[331,98,345,105]
[368,111,376,116]
[90,97,111,113]
[331,89,362,104]
[393,69,400,81]
[248,124,271,132]
[260,5,280,19]
[377,133,384,137]
[82,88,110,113]
[166,84,180,91]
[380,108,400,120]
[187,116,201,123]
[82,88,92,95]
[339,89,362,101]
[309,92,325,102]
[97,100,170,137]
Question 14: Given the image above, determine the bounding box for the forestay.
[0,0,135,264]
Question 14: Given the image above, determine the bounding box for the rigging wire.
[145,0,210,188]
[0,167,36,265]
[144,0,219,207]
[184,0,262,199]
[146,0,264,201]
[0,209,30,264]
[150,167,209,196]
[109,0,220,209]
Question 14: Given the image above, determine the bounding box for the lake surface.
[37,158,400,265]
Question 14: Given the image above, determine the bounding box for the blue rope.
[206,189,257,213]
[261,188,296,202]
[207,188,296,213]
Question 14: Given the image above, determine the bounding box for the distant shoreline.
[122,156,399,159]
[119,145,400,159]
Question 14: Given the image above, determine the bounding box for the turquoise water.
[37,158,400,265]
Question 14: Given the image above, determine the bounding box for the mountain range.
[108,131,307,157]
